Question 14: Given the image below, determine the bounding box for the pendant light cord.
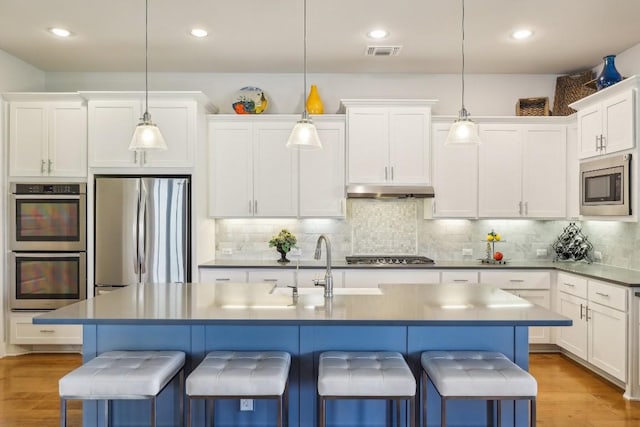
[302,0,308,116]
[144,0,149,117]
[460,0,466,114]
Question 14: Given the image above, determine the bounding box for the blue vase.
[596,55,622,90]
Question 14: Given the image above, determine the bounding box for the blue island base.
[81,323,530,427]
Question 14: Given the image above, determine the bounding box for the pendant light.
[129,0,167,152]
[286,0,322,150]
[445,0,481,145]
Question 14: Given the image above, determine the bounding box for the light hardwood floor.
[1,352,639,426]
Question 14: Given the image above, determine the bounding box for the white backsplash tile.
[213,200,640,271]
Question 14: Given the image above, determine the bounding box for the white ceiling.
[0,0,639,74]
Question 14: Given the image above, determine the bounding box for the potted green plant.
[268,229,297,264]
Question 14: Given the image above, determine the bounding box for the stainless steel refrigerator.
[94,176,190,292]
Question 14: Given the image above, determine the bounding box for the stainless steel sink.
[270,287,383,296]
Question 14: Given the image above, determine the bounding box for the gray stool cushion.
[421,351,537,397]
[186,351,291,396]
[59,350,185,398]
[318,351,416,397]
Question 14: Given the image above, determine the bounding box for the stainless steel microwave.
[580,154,631,216]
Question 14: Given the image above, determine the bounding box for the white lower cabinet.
[247,269,295,288]
[10,313,82,345]
[441,270,479,284]
[199,268,247,283]
[556,272,628,382]
[343,269,440,288]
[480,270,552,344]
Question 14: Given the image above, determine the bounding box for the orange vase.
[306,84,324,114]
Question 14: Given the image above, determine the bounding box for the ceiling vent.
[365,46,402,57]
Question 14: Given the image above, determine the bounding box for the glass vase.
[306,84,324,114]
[596,55,622,90]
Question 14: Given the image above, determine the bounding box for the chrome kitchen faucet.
[313,235,333,298]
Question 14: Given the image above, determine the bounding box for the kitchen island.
[36,282,570,427]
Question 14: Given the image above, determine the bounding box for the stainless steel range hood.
[346,184,435,199]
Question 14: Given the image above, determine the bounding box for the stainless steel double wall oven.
[9,183,87,310]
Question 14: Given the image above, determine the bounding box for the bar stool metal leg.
[440,396,446,427]
[151,396,156,427]
[497,400,502,427]
[60,398,66,427]
[105,400,110,427]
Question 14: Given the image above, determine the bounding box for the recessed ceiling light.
[48,27,72,38]
[190,28,208,38]
[367,29,389,40]
[512,29,533,40]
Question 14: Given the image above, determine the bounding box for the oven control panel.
[12,183,86,194]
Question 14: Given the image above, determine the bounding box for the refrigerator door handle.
[138,181,147,275]
[132,183,140,275]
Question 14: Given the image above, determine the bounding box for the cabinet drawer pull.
[41,160,46,174]
[215,278,231,281]
[595,292,609,298]
[39,329,55,333]
[48,159,53,173]
[579,303,584,320]
[391,166,394,181]
[384,166,388,181]
[563,282,575,287]
[263,279,278,282]
[453,279,468,282]
[509,279,524,283]
[254,200,258,214]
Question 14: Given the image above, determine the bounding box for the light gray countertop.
[199,259,640,287]
[35,282,571,327]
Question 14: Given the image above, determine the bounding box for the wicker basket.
[516,97,550,116]
[553,71,596,116]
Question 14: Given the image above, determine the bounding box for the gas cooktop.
[345,255,435,265]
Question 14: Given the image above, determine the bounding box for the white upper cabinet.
[83,91,210,169]
[432,122,478,218]
[478,122,566,218]
[208,116,298,218]
[6,94,87,178]
[479,124,523,217]
[341,99,436,185]
[570,76,638,159]
[299,117,346,217]
[521,125,567,218]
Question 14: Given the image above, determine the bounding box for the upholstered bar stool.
[186,351,291,427]
[59,350,186,427]
[420,351,537,427]
[318,351,416,427]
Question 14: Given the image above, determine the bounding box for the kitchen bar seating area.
[35,282,570,426]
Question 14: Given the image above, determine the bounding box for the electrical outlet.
[536,248,547,257]
[593,251,602,261]
[240,399,254,411]
[221,248,233,255]
[462,248,473,256]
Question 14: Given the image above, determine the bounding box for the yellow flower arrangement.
[268,229,297,253]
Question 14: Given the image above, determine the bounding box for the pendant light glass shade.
[286,112,322,150]
[129,112,168,151]
[446,108,481,145]
[129,0,167,152]
[287,0,322,150]
[445,0,480,146]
